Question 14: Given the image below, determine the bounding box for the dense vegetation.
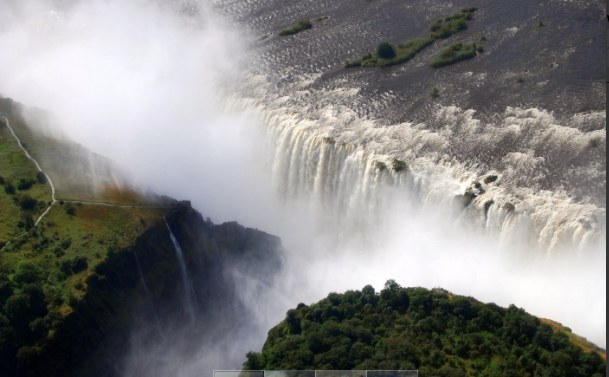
[0,118,53,242]
[279,19,313,36]
[244,282,605,376]
[1,98,285,376]
[345,8,477,68]
[431,43,477,68]
[0,100,167,374]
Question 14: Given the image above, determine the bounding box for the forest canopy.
[244,281,605,377]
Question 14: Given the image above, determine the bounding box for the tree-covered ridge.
[244,282,605,377]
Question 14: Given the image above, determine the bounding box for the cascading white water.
[0,0,604,371]
[165,218,198,325]
[216,74,606,255]
[208,75,606,349]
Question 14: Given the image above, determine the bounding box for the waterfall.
[133,249,164,338]
[265,118,604,253]
[216,76,606,255]
[165,218,198,325]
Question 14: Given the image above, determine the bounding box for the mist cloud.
[0,0,278,225]
[0,1,604,375]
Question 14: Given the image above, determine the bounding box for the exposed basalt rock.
[455,181,486,208]
[483,199,495,219]
[483,174,498,184]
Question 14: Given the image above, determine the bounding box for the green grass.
[39,204,163,301]
[279,19,313,36]
[0,125,53,243]
[1,98,155,204]
[0,97,169,368]
[346,8,477,68]
[431,42,477,68]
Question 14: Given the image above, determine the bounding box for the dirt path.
[1,115,168,251]
[1,115,57,225]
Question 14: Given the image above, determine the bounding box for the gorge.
[0,0,605,375]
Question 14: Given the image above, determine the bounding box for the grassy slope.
[0,98,169,371]
[0,124,53,242]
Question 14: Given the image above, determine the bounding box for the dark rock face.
[15,201,282,377]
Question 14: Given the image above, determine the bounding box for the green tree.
[18,195,38,210]
[13,262,42,286]
[286,309,301,334]
[4,181,15,195]
[377,43,397,59]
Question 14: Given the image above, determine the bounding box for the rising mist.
[0,0,605,375]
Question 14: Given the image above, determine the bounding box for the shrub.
[4,294,32,328]
[392,159,408,172]
[4,285,47,335]
[431,42,477,68]
[13,262,42,286]
[503,202,516,212]
[345,8,476,69]
[377,42,397,59]
[17,179,35,191]
[483,175,498,184]
[323,136,336,145]
[35,172,46,184]
[60,256,88,277]
[4,181,15,195]
[431,88,439,98]
[588,137,601,148]
[375,161,387,171]
[60,238,72,250]
[430,18,468,39]
[18,195,38,211]
[279,19,312,36]
[64,204,76,216]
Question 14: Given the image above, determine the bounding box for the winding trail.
[61,199,169,209]
[1,115,57,226]
[1,114,169,251]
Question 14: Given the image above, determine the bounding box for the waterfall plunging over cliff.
[0,0,604,372]
[216,73,606,255]
[165,218,198,325]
